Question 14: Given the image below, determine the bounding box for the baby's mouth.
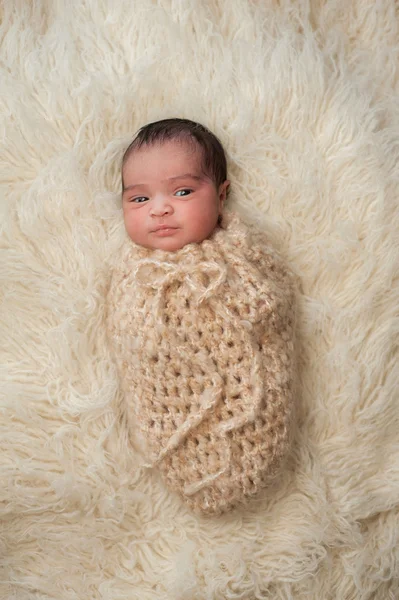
[151,224,179,232]
[151,226,179,236]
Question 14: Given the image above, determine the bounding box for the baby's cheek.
[186,209,219,242]
[124,214,145,244]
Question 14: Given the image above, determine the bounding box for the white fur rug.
[1,1,399,598]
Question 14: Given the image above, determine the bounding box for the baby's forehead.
[122,138,213,191]
[123,138,206,175]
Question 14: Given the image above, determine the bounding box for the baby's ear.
[219,180,230,204]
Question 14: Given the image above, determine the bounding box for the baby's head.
[121,118,230,251]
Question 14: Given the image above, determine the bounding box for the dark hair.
[121,118,228,191]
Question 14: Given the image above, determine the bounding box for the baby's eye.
[130,196,149,203]
[175,189,192,197]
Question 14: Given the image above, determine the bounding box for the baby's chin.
[146,239,189,251]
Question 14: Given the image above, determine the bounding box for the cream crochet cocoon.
[106,211,296,515]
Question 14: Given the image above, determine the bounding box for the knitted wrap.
[106,211,296,515]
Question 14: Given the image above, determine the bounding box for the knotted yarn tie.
[133,258,228,324]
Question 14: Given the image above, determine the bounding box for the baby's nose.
[151,204,172,216]
[150,195,173,215]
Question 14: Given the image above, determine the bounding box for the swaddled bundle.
[106,211,296,515]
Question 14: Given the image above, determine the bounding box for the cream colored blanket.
[1,1,399,599]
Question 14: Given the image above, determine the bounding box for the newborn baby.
[106,118,296,515]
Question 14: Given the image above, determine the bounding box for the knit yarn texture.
[106,211,296,515]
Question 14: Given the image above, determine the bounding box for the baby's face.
[122,140,229,251]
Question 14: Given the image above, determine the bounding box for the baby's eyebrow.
[167,173,204,183]
[123,173,204,193]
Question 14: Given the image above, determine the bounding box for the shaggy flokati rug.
[1,1,399,598]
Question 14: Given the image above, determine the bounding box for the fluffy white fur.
[1,1,398,598]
